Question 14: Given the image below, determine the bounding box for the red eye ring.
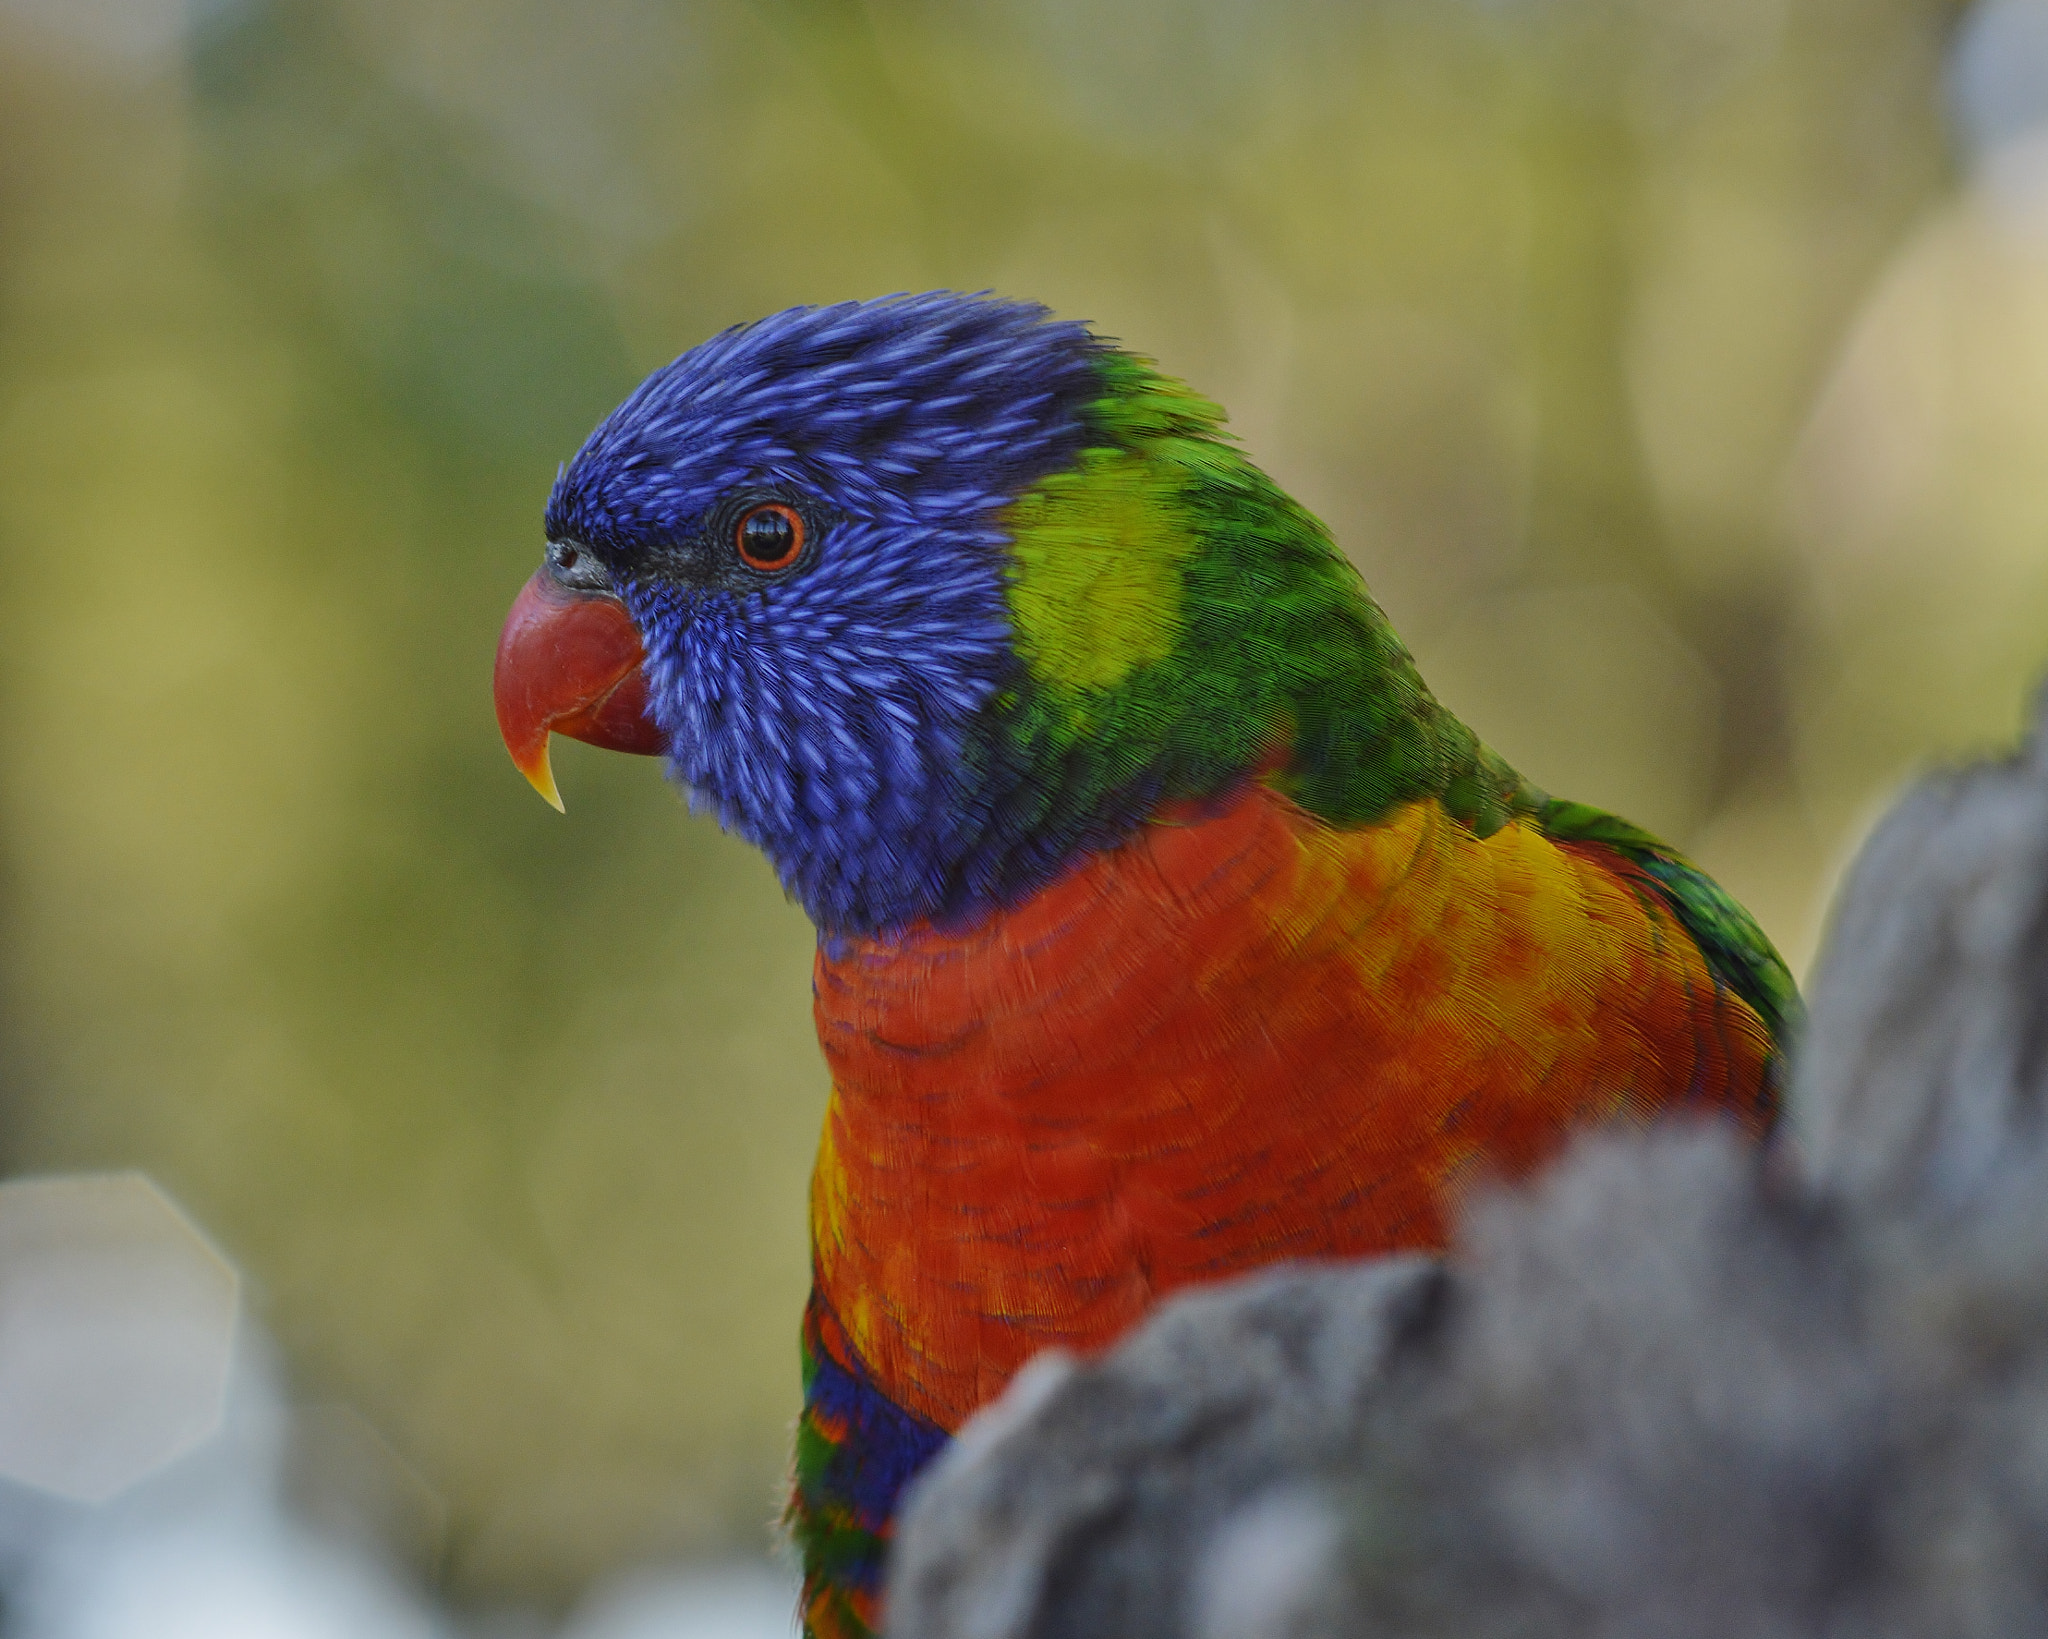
[735,503,806,572]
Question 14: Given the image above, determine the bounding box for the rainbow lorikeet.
[492,293,1794,1639]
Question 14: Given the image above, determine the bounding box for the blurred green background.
[0,0,2036,1611]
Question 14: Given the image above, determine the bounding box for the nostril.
[545,540,612,593]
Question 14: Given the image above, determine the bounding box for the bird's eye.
[735,504,805,573]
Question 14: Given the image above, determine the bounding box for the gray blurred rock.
[888,690,2048,1639]
[1796,685,2048,1207]
[891,1261,1444,1639]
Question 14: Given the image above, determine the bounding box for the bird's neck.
[774,418,1535,938]
[787,671,1532,945]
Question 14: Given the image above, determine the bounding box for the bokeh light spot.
[0,1174,239,1504]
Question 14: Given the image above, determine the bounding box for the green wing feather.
[1537,798,1800,1047]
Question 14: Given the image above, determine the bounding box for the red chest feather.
[809,782,1772,1429]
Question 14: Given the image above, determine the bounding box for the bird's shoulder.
[1534,797,1800,1048]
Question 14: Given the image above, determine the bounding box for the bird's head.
[494,292,1462,936]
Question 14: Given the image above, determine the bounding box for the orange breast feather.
[809,781,1773,1430]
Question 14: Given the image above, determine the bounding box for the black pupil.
[741,509,795,563]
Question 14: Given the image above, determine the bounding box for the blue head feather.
[544,293,1109,935]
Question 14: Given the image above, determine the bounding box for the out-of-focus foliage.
[0,0,2022,1609]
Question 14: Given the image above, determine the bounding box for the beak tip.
[515,738,567,813]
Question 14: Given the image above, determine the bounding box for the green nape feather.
[998,350,1539,840]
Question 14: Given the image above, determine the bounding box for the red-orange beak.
[493,568,664,811]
